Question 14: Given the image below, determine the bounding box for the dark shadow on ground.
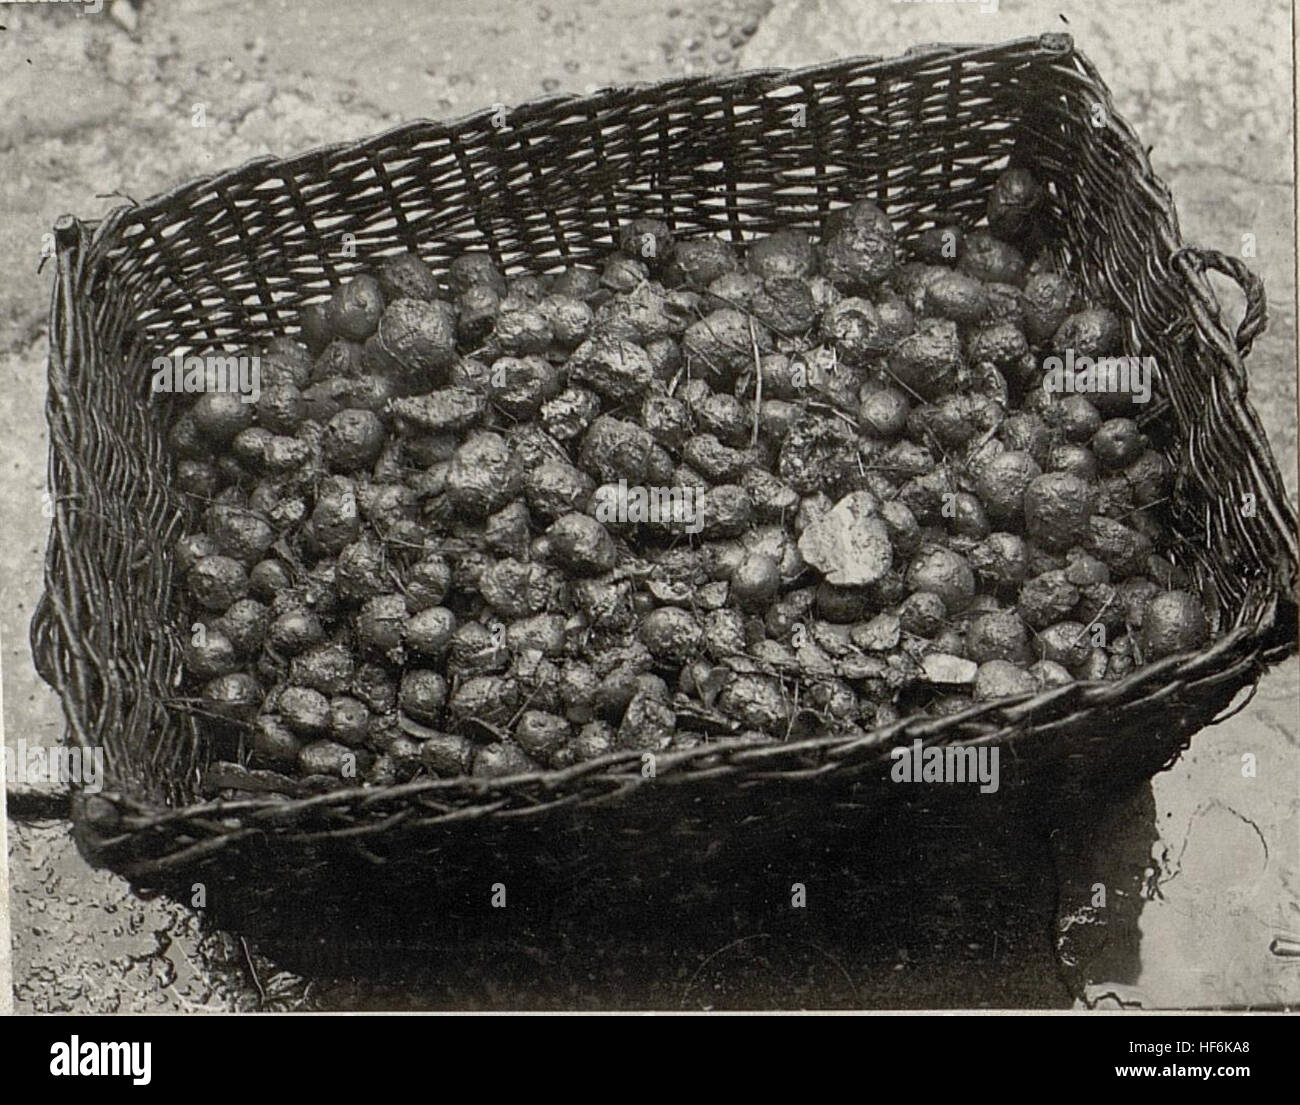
[159,784,1161,1010]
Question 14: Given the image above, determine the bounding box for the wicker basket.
[33,34,1297,937]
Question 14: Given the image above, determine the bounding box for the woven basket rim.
[63,34,1077,253]
[36,33,1300,881]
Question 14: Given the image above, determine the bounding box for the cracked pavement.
[3,0,1296,1011]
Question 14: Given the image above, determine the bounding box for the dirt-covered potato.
[290,643,355,697]
[327,275,385,341]
[914,225,962,265]
[377,252,441,303]
[1017,570,1080,630]
[1023,472,1093,551]
[819,298,886,364]
[486,306,554,356]
[821,200,897,290]
[203,672,263,722]
[454,284,501,346]
[399,669,448,724]
[278,685,331,736]
[986,168,1044,241]
[325,695,370,747]
[895,590,944,637]
[601,253,650,295]
[192,392,254,444]
[751,277,818,335]
[666,237,738,288]
[251,715,302,767]
[974,659,1038,701]
[451,674,520,728]
[974,450,1042,524]
[579,414,653,484]
[207,504,276,564]
[1086,514,1153,577]
[1021,272,1076,345]
[1028,659,1073,689]
[957,231,1027,287]
[444,431,524,517]
[748,228,817,281]
[448,252,507,297]
[535,294,592,349]
[545,513,616,576]
[184,625,239,680]
[299,302,333,356]
[618,218,675,268]
[1053,308,1122,359]
[175,534,220,576]
[967,321,1028,369]
[888,318,962,400]
[1091,418,1147,470]
[188,555,249,611]
[321,409,386,472]
[906,546,975,612]
[1140,590,1209,660]
[376,297,458,378]
[402,606,454,657]
[298,740,371,779]
[1034,622,1093,670]
[313,337,366,383]
[356,593,408,655]
[537,386,599,443]
[471,741,540,778]
[214,598,269,657]
[640,607,703,664]
[684,308,773,381]
[923,270,990,325]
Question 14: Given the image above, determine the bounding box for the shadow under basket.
[32,34,1297,939]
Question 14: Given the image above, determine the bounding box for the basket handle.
[1172,247,1267,360]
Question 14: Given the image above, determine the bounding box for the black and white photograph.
[1,0,1296,1050]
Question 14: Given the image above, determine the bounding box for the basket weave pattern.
[32,34,1297,893]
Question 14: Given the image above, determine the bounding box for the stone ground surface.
[2,0,1296,1011]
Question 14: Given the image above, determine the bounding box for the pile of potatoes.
[168,166,1210,793]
